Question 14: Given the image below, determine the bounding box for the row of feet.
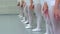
[18,15,48,34]
[18,15,41,32]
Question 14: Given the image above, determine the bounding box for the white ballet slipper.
[23,20,29,24]
[32,28,41,32]
[18,15,23,18]
[21,17,26,22]
[25,24,32,29]
[44,33,48,34]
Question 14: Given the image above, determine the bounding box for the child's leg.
[25,6,33,29]
[32,4,42,31]
[19,7,24,17]
[51,6,60,34]
[22,5,29,24]
[54,21,60,34]
[46,17,52,34]
[48,6,55,34]
[43,13,51,34]
[43,7,52,34]
[20,6,27,22]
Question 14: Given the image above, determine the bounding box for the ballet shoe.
[18,15,23,18]
[21,17,26,22]
[25,24,32,29]
[32,28,41,32]
[24,20,29,24]
[18,15,24,20]
[44,33,48,34]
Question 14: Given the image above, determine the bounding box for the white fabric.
[47,0,55,34]
[17,0,25,17]
[33,0,43,29]
[33,0,40,5]
[45,0,55,7]
[42,0,55,34]
[28,7,34,25]
[33,0,42,29]
[25,0,34,25]
[25,0,30,6]
[23,0,33,25]
[48,1,60,34]
[24,0,31,24]
[45,16,51,34]
[40,0,44,6]
[19,7,24,16]
[23,5,29,22]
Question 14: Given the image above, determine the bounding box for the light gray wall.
[0,0,19,14]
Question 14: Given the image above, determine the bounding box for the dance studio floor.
[0,14,46,34]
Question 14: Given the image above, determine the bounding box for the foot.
[18,15,23,18]
[25,24,32,29]
[44,32,48,34]
[21,17,26,22]
[32,28,41,32]
[24,20,29,24]
[18,15,24,20]
[44,33,47,34]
